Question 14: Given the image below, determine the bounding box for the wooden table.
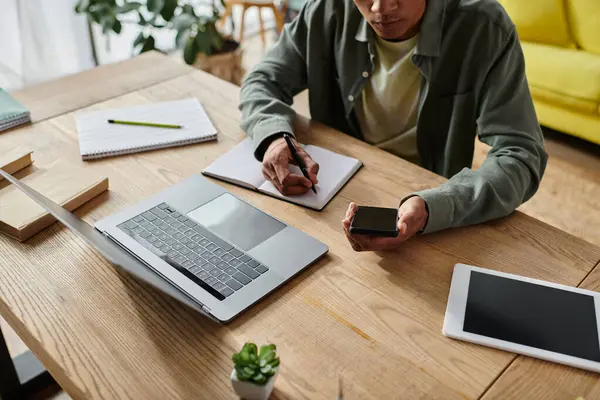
[1,53,599,400]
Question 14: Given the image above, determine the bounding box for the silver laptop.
[0,170,328,322]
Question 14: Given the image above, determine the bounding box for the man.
[239,0,547,251]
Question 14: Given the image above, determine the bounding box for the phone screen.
[351,207,398,233]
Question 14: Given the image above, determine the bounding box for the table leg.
[0,327,56,400]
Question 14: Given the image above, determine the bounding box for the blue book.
[0,88,30,132]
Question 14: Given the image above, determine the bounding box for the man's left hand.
[341,197,428,252]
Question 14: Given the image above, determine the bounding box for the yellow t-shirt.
[355,34,420,164]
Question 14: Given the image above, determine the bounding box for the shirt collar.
[354,17,370,42]
[354,0,448,57]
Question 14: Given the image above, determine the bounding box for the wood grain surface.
[1,55,600,400]
[10,51,193,123]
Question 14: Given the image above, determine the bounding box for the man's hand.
[341,197,428,252]
[262,136,319,195]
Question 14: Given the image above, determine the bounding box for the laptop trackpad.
[186,193,285,251]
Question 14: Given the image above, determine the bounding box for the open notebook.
[202,138,362,211]
[75,98,217,160]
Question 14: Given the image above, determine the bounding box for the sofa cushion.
[521,42,600,114]
[530,86,598,116]
[498,0,574,47]
[522,42,600,115]
[567,0,600,55]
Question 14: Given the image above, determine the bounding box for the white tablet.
[443,263,600,373]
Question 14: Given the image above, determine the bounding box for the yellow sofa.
[498,0,600,145]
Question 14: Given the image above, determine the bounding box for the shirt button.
[348,95,355,102]
[362,71,369,78]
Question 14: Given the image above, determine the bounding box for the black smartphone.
[349,206,399,237]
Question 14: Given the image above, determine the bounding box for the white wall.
[0,0,274,90]
[0,0,94,90]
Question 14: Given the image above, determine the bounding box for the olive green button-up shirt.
[239,0,547,234]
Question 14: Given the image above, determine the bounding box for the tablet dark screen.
[464,271,600,362]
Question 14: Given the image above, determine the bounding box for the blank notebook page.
[76,98,217,160]
[201,138,265,189]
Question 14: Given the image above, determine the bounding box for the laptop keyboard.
[117,202,269,301]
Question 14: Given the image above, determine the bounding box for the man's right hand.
[261,136,319,195]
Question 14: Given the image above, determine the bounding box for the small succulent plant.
[232,343,280,386]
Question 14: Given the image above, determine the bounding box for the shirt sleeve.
[238,0,317,161]
[407,28,548,234]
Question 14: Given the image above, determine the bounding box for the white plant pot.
[230,368,279,400]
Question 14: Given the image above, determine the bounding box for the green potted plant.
[74,0,244,85]
[231,343,280,400]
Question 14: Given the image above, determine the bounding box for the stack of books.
[0,88,30,132]
[0,151,109,242]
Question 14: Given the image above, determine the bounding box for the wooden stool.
[219,0,285,46]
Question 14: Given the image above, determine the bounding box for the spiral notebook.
[202,138,362,211]
[75,98,217,160]
[0,88,31,132]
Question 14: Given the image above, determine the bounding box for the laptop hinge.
[100,229,215,319]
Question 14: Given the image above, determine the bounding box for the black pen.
[283,134,317,194]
